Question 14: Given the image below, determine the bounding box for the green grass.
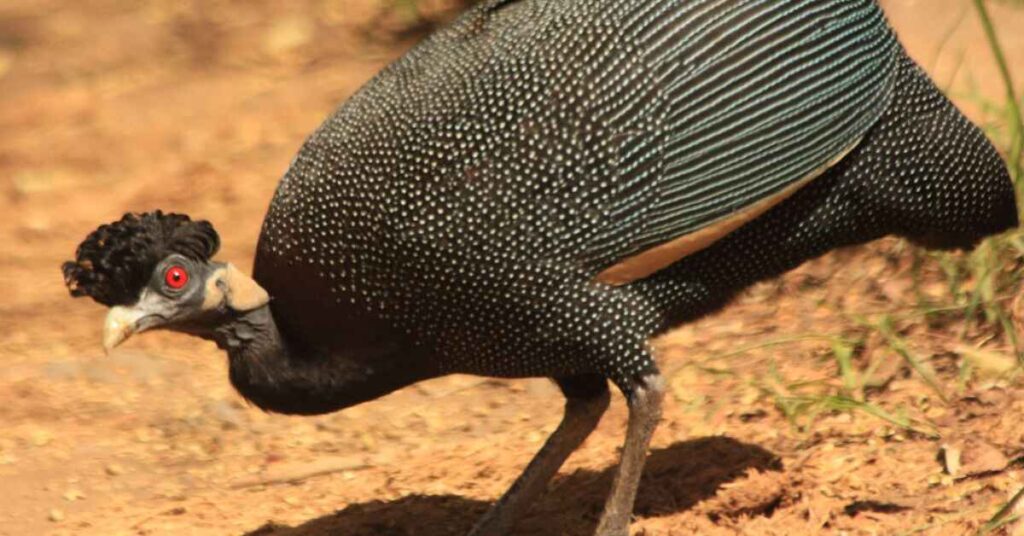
[934,0,1024,362]
[973,6,1024,532]
[979,483,1024,535]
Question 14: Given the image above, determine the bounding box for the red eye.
[164,265,189,289]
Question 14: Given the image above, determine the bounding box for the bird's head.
[62,211,269,352]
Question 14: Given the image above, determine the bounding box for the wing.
[587,0,899,284]
[392,0,899,284]
[535,0,899,284]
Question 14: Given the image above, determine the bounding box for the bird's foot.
[593,374,664,536]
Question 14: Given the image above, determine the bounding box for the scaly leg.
[469,375,610,536]
[595,374,664,536]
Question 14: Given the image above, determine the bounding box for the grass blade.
[973,0,1024,182]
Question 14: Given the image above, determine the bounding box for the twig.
[132,506,189,530]
[231,456,371,489]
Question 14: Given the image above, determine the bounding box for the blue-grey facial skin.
[102,253,273,353]
[120,255,227,338]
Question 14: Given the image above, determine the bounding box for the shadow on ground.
[247,436,781,536]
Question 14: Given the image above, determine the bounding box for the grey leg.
[469,376,610,536]
[595,374,665,536]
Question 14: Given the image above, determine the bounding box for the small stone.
[941,444,962,477]
[48,509,65,522]
[0,48,12,79]
[31,430,53,447]
[62,489,85,502]
[264,17,313,57]
[206,400,244,430]
[104,464,124,476]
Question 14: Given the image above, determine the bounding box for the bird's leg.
[595,374,664,536]
[469,376,610,536]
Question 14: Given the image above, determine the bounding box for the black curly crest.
[62,211,220,307]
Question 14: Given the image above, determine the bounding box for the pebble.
[31,430,53,447]
[62,489,85,502]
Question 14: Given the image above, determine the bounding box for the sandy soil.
[1,1,1023,535]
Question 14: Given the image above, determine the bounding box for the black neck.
[209,306,432,415]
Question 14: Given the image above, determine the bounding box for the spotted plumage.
[63,1,1017,534]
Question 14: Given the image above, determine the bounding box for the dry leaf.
[942,439,1009,479]
[956,345,1017,379]
[958,440,1010,477]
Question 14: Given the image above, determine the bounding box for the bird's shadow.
[245,436,780,536]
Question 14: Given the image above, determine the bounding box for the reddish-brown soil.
[2,1,1023,535]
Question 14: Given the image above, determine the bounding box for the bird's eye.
[164,265,189,290]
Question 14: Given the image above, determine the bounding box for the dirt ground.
[2,1,1024,535]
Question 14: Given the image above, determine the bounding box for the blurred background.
[1,1,1024,534]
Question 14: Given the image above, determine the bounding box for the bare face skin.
[102,254,269,352]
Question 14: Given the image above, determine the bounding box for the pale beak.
[103,305,149,353]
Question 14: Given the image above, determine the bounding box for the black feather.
[62,211,220,307]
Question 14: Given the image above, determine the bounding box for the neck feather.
[211,306,431,415]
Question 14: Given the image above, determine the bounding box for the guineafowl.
[62,0,1018,534]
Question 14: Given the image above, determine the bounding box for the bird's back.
[254,0,898,349]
